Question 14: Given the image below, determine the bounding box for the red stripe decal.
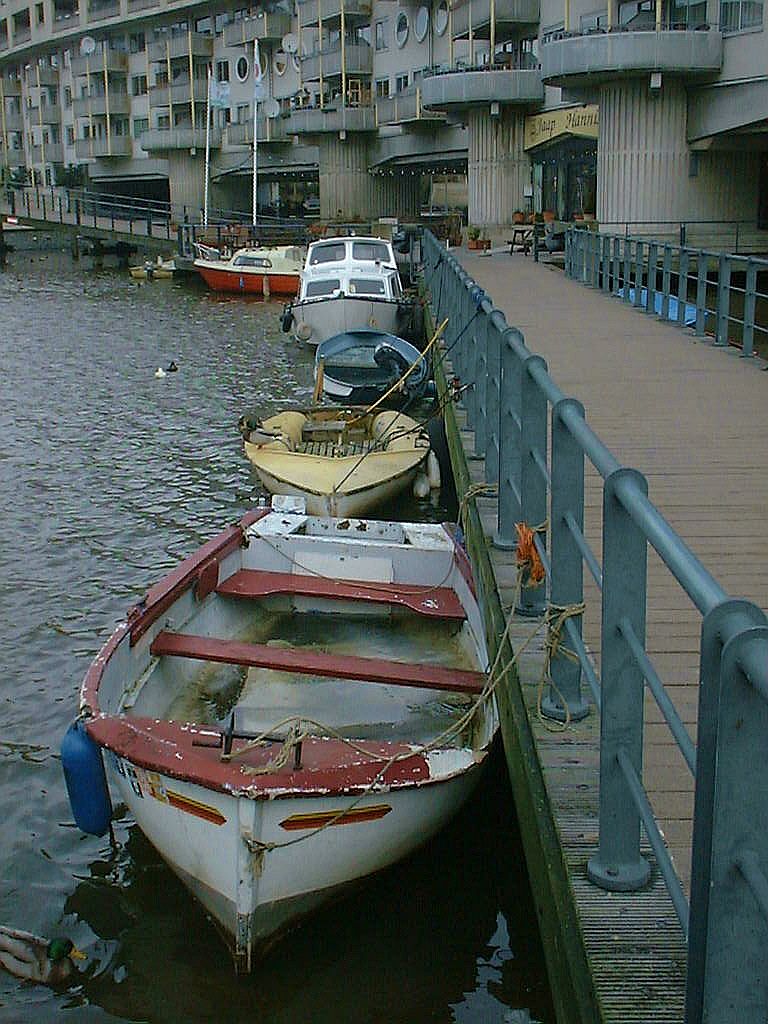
[279,805,392,831]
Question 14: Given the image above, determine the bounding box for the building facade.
[0,0,765,230]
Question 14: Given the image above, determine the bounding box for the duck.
[154,366,166,378]
[166,361,178,373]
[0,926,86,986]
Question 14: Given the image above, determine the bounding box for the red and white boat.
[193,244,303,296]
[65,499,495,970]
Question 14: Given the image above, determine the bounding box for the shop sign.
[524,105,599,150]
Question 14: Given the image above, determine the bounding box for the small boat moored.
[314,328,431,406]
[194,244,303,296]
[62,500,495,970]
[239,406,432,517]
[129,256,176,281]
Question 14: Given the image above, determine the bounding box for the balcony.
[421,65,543,110]
[1,79,23,97]
[88,0,120,21]
[226,118,288,145]
[297,0,371,29]
[224,11,292,46]
[13,27,32,46]
[451,0,539,37]
[75,135,133,158]
[2,110,24,130]
[53,12,82,33]
[71,49,127,76]
[73,92,131,116]
[31,142,64,162]
[148,32,214,63]
[149,78,209,107]
[28,103,63,123]
[33,67,60,86]
[283,103,375,134]
[375,86,447,125]
[140,126,221,151]
[540,26,723,86]
[300,43,373,80]
[1,148,26,167]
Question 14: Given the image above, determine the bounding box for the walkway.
[461,246,768,895]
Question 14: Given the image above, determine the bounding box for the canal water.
[0,247,554,1023]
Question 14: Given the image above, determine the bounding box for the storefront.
[524,105,598,221]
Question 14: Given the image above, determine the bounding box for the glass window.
[396,72,409,91]
[374,20,388,50]
[233,255,271,267]
[434,0,449,35]
[395,11,409,45]
[375,77,390,98]
[132,74,147,96]
[720,0,763,29]
[133,117,149,137]
[352,241,391,262]
[236,55,249,81]
[306,278,341,296]
[415,6,429,41]
[349,277,386,295]
[129,31,145,53]
[309,242,346,264]
[216,60,229,82]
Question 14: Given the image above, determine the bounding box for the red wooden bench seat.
[216,569,467,621]
[150,630,486,695]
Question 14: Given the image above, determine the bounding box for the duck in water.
[0,926,86,986]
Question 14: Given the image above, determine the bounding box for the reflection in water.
[0,249,553,1022]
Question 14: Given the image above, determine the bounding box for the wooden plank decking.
[441,248,768,1022]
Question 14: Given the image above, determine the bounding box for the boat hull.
[291,296,406,347]
[197,265,299,296]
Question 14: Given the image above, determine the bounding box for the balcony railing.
[450,0,539,37]
[31,67,60,86]
[0,79,23,97]
[300,42,373,80]
[283,103,375,134]
[1,147,26,166]
[31,142,64,162]
[375,86,447,125]
[540,24,723,85]
[87,0,120,21]
[28,103,63,124]
[73,93,130,117]
[13,27,32,46]
[149,78,209,107]
[421,64,543,109]
[148,32,214,62]
[75,135,133,158]
[2,111,24,130]
[223,11,292,46]
[226,118,288,145]
[140,126,221,151]
[297,0,372,28]
[71,49,128,76]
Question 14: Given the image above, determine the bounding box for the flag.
[253,39,267,101]
[210,79,230,110]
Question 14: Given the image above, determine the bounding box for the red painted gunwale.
[196,265,299,296]
[80,510,486,799]
[150,630,486,694]
[216,569,467,620]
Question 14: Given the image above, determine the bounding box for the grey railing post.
[544,397,590,722]
[495,328,524,550]
[622,236,631,301]
[485,311,504,486]
[471,292,488,457]
[516,354,548,617]
[714,253,731,347]
[686,599,768,1024]
[601,234,611,293]
[660,243,672,321]
[695,251,708,337]
[633,241,644,307]
[645,241,658,315]
[677,248,690,327]
[697,626,768,1022]
[588,467,651,892]
[742,258,757,357]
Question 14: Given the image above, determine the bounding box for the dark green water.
[0,249,554,1023]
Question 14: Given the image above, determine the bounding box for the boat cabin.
[298,267,404,304]
[304,236,398,274]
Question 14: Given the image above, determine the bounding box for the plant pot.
[543,210,556,223]
[512,213,525,225]
[467,239,479,250]
[478,239,491,251]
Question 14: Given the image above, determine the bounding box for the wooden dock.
[437,248,768,1023]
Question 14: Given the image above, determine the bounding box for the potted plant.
[477,228,491,251]
[512,210,525,224]
[467,225,480,249]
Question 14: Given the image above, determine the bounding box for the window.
[236,55,249,80]
[415,6,429,41]
[64,85,72,107]
[395,11,409,46]
[233,254,271,267]
[579,10,607,29]
[374,20,388,50]
[129,32,145,53]
[66,125,74,144]
[36,3,44,26]
[195,15,212,33]
[719,0,762,30]
[216,60,229,82]
[306,278,340,296]
[396,72,409,91]
[132,74,147,96]
[157,113,170,129]
[133,117,149,137]
[236,103,249,123]
[349,277,386,295]
[434,0,449,35]
[274,50,288,75]
[352,241,391,262]
[309,242,346,264]
[375,77,390,98]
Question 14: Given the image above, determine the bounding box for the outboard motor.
[373,340,429,396]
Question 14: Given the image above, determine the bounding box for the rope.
[536,601,586,733]
[515,521,547,587]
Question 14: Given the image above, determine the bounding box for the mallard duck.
[0,926,85,985]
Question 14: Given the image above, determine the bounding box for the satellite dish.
[80,35,96,56]
[263,97,280,119]
[282,32,299,54]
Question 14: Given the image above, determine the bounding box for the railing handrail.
[422,228,768,1023]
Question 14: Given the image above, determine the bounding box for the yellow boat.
[128,256,176,281]
[239,407,431,517]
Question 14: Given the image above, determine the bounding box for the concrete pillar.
[598,78,760,228]
[166,150,205,223]
[318,133,421,221]
[467,106,529,232]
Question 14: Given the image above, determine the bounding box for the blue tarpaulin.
[617,288,698,327]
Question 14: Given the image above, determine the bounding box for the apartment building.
[0,0,764,229]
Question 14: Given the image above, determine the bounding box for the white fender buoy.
[427,451,441,490]
[413,472,430,499]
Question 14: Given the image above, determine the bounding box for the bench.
[150,630,485,694]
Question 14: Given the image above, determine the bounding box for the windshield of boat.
[306,278,341,297]
[233,254,272,268]
[309,242,346,265]
[351,241,392,264]
[348,277,387,296]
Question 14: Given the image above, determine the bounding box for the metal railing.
[566,227,768,357]
[422,228,768,1022]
